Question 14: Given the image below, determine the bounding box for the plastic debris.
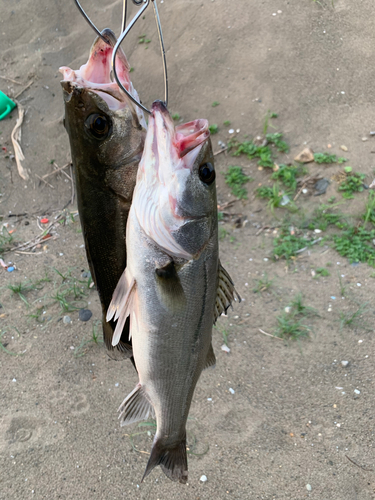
[200,475,208,483]
[229,388,235,394]
[40,218,49,224]
[7,267,15,272]
[306,484,312,492]
[341,360,349,367]
[354,389,360,395]
[221,344,230,353]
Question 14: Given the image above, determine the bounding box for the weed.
[7,278,47,307]
[339,303,368,331]
[256,183,292,213]
[224,166,253,199]
[51,268,91,312]
[307,203,345,231]
[172,113,180,121]
[338,172,366,199]
[266,133,289,153]
[217,211,224,221]
[363,191,375,225]
[212,101,220,107]
[223,120,231,126]
[0,227,13,257]
[315,267,330,277]
[219,227,228,240]
[274,314,310,340]
[273,227,312,261]
[232,132,289,168]
[338,272,347,297]
[209,124,219,134]
[0,330,19,356]
[288,293,318,317]
[271,164,306,191]
[253,273,273,294]
[74,320,103,357]
[328,196,336,204]
[214,323,229,346]
[333,225,375,266]
[263,111,278,135]
[314,152,347,164]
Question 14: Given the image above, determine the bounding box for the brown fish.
[60,28,147,357]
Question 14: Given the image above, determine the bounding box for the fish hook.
[74,0,132,42]
[112,0,168,115]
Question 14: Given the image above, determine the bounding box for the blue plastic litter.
[7,267,14,272]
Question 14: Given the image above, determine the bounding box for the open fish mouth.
[134,101,211,260]
[59,28,135,112]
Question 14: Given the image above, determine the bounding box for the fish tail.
[142,435,188,484]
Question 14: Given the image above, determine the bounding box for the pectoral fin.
[107,268,136,347]
[214,262,241,323]
[155,261,186,313]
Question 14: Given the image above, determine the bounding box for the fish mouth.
[59,28,132,111]
[134,101,211,260]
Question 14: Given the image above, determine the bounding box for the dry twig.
[345,455,373,472]
[14,78,34,99]
[0,75,23,85]
[258,328,283,340]
[213,147,228,156]
[35,174,54,189]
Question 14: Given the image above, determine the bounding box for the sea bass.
[107,101,238,483]
[60,29,147,357]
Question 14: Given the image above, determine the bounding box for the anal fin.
[214,261,241,323]
[118,384,155,426]
[203,342,216,369]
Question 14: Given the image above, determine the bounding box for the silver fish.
[107,101,238,483]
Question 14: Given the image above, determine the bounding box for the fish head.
[135,101,217,260]
[60,28,147,176]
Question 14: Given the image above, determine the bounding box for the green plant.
[314,153,347,164]
[209,124,219,134]
[253,273,273,294]
[338,172,366,199]
[338,272,347,297]
[266,133,289,153]
[224,166,253,199]
[274,314,310,340]
[307,203,345,231]
[51,268,91,312]
[223,120,231,126]
[333,225,375,266]
[219,227,228,240]
[217,211,224,221]
[273,227,313,261]
[339,303,368,331]
[271,164,306,191]
[212,101,220,107]
[7,278,48,307]
[363,191,375,225]
[256,183,291,213]
[172,113,180,121]
[288,293,318,317]
[0,227,13,257]
[231,132,289,168]
[315,267,330,277]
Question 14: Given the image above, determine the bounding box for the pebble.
[79,309,92,322]
[200,475,208,483]
[228,129,234,134]
[362,137,368,142]
[229,388,235,394]
[284,306,291,314]
[302,188,308,194]
[81,271,90,278]
[357,283,361,287]
[340,145,348,152]
[314,229,322,234]
[306,484,312,492]
[354,389,360,395]
[63,315,72,324]
[341,360,349,367]
[221,344,231,353]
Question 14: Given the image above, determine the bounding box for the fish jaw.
[59,28,146,129]
[133,101,215,260]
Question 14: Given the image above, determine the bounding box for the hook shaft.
[112,0,168,115]
[73,0,109,43]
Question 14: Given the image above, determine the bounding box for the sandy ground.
[1,0,375,498]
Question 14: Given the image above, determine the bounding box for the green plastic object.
[0,90,16,120]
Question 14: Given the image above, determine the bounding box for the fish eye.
[85,113,111,139]
[198,162,216,185]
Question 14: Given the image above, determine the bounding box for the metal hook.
[112,0,168,115]
[73,0,110,43]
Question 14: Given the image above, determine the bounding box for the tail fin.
[142,436,188,484]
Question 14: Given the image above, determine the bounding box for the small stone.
[81,271,90,278]
[314,229,322,234]
[294,147,314,163]
[221,344,231,353]
[354,389,360,395]
[229,388,235,394]
[284,306,291,314]
[362,137,368,142]
[302,188,308,194]
[314,178,330,195]
[341,360,349,367]
[79,309,92,322]
[228,129,234,134]
[340,145,348,152]
[327,144,332,148]
[356,283,361,287]
[200,475,208,483]
[306,484,312,492]
[63,315,71,324]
